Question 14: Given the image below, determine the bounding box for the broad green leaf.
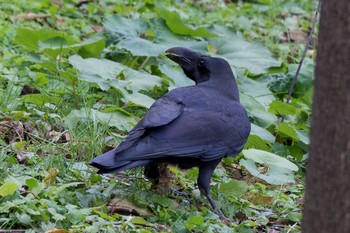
[269,100,297,115]
[118,37,168,57]
[150,18,208,52]
[12,141,27,150]
[239,76,275,105]
[117,19,208,57]
[104,15,149,40]
[69,55,126,90]
[158,63,194,90]
[208,25,281,75]
[0,182,18,197]
[16,212,32,224]
[242,149,298,171]
[287,59,314,96]
[21,94,61,106]
[240,93,277,127]
[48,208,66,221]
[72,34,105,58]
[39,37,68,50]
[65,108,136,131]
[69,55,161,107]
[14,27,76,51]
[156,8,217,37]
[245,134,271,151]
[92,210,116,221]
[185,216,204,231]
[250,123,275,143]
[276,122,310,145]
[287,211,302,222]
[257,73,290,94]
[131,217,149,225]
[240,159,296,185]
[219,180,249,198]
[25,178,45,196]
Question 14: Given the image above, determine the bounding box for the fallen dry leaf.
[109,198,153,217]
[16,12,50,20]
[45,229,71,233]
[90,25,104,32]
[289,30,308,43]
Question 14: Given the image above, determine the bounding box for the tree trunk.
[303,1,350,233]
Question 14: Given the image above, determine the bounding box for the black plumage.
[90,47,251,219]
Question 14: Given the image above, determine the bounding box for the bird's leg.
[157,163,173,195]
[198,159,228,220]
[145,163,191,197]
[144,162,160,186]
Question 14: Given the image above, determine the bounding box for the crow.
[90,47,251,219]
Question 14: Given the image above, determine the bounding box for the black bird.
[90,47,251,219]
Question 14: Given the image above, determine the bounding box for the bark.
[303,1,350,233]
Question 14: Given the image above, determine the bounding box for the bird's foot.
[170,187,192,198]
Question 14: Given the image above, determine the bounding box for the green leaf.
[12,141,27,150]
[131,217,149,225]
[219,180,249,198]
[159,63,195,90]
[287,212,302,222]
[14,27,76,51]
[185,216,204,231]
[250,123,275,143]
[208,26,281,75]
[0,182,18,197]
[269,100,297,115]
[118,37,168,57]
[239,76,275,105]
[21,94,61,106]
[69,55,126,90]
[240,159,296,185]
[117,19,208,57]
[16,212,32,224]
[150,19,208,52]
[73,34,105,58]
[288,59,314,96]
[104,15,149,40]
[48,208,66,221]
[156,8,217,37]
[245,134,271,151]
[25,178,45,196]
[242,149,298,171]
[69,55,161,107]
[65,108,136,131]
[39,36,68,50]
[276,122,310,144]
[240,93,277,127]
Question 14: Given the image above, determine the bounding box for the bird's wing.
[116,105,249,162]
[112,94,185,153]
[142,95,184,128]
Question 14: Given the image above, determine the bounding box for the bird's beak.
[165,47,197,70]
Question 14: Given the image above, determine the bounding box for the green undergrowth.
[0,0,317,232]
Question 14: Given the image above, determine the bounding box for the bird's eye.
[199,59,205,66]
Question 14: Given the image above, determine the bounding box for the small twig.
[139,57,151,70]
[286,222,299,233]
[285,1,321,104]
[10,122,23,141]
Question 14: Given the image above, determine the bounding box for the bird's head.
[165,47,239,101]
[166,47,231,84]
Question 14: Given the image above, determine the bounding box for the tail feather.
[89,148,151,174]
